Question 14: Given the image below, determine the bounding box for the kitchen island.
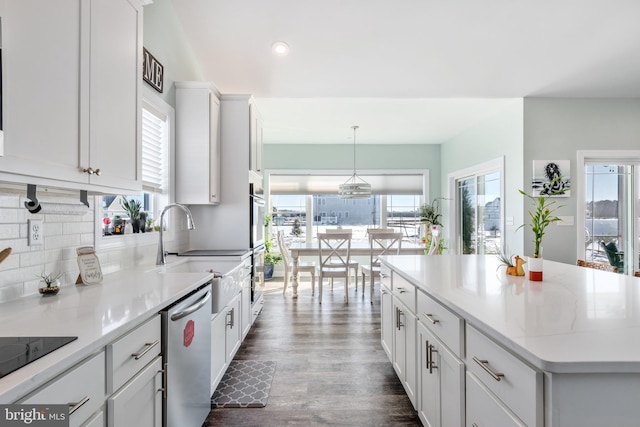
[380,254,640,427]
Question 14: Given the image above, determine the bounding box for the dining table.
[288,240,425,298]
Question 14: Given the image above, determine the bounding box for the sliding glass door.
[583,162,639,274]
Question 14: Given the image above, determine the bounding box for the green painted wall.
[264,143,442,199]
[143,0,203,106]
[523,98,640,264]
[440,100,525,255]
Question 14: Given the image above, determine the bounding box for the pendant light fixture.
[338,125,371,199]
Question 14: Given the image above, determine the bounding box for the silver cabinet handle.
[472,424,479,427]
[227,307,235,328]
[68,396,90,415]
[429,344,438,374]
[170,290,211,321]
[422,313,440,324]
[82,167,101,176]
[473,356,505,381]
[396,287,407,294]
[159,362,168,399]
[131,340,159,360]
[425,340,430,370]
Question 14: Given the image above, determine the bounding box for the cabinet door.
[225,296,242,362]
[241,279,251,338]
[249,102,263,174]
[380,285,393,361]
[393,299,417,408]
[211,311,228,395]
[466,372,525,427]
[107,356,163,427]
[0,0,85,184]
[175,83,221,204]
[419,323,465,427]
[84,0,142,191]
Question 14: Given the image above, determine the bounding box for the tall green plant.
[518,184,564,258]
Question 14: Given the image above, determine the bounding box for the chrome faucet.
[156,203,196,265]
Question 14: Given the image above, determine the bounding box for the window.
[271,194,421,243]
[578,151,640,275]
[449,158,503,255]
[97,90,172,247]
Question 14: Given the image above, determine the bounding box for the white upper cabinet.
[175,82,221,204]
[249,102,263,174]
[0,0,142,193]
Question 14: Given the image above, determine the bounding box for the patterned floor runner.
[211,360,277,408]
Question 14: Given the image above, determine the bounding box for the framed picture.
[532,160,571,197]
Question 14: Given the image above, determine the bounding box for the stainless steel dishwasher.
[161,283,212,427]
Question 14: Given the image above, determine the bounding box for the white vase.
[528,256,543,281]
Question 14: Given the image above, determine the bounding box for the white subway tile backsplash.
[0,189,182,303]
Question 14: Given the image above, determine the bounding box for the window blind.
[141,106,168,193]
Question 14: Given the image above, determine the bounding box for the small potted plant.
[120,198,142,233]
[518,179,564,280]
[38,271,63,296]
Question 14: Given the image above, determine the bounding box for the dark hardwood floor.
[204,280,422,426]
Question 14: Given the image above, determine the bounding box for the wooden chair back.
[576,259,618,273]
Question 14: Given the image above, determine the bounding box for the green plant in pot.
[263,215,282,280]
[517,179,564,281]
[120,198,142,233]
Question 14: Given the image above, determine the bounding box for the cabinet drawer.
[417,290,464,357]
[392,272,416,312]
[466,372,525,427]
[380,264,391,288]
[21,352,106,427]
[107,315,161,393]
[466,325,542,427]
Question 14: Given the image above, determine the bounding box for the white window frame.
[265,169,429,244]
[95,87,175,251]
[577,150,640,273]
[447,157,505,255]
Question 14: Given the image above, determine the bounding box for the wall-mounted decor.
[143,47,163,93]
[532,160,571,197]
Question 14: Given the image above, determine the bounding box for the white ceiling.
[170,0,640,144]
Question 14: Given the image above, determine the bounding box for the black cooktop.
[0,336,77,379]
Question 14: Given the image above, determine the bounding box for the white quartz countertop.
[381,254,640,373]
[0,256,241,403]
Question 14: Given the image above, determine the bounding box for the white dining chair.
[324,228,358,289]
[361,231,402,303]
[277,230,317,295]
[317,232,352,304]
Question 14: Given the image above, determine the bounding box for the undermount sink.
[159,260,244,313]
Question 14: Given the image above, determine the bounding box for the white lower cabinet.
[392,298,417,408]
[107,356,163,427]
[82,411,105,427]
[418,322,464,427]
[210,310,228,395]
[380,284,393,360]
[21,352,106,427]
[466,372,525,427]
[226,295,242,362]
[241,277,252,338]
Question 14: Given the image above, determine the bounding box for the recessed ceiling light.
[271,41,290,56]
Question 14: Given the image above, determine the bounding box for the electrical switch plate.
[28,219,43,246]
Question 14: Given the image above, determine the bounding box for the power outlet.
[28,219,43,246]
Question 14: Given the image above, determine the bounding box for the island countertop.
[380,254,640,373]
[0,256,238,403]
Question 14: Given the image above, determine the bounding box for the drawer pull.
[473,356,505,381]
[472,424,479,427]
[131,340,160,360]
[68,396,90,415]
[158,365,167,399]
[396,287,407,294]
[422,313,440,324]
[428,343,438,374]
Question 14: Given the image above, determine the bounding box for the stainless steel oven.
[250,184,265,249]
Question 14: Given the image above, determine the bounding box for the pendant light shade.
[338,126,371,199]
